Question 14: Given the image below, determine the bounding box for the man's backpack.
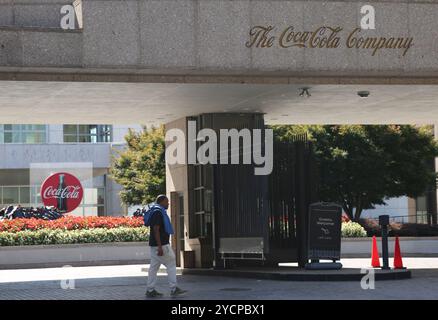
[143,203,161,227]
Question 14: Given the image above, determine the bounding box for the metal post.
[379,215,390,270]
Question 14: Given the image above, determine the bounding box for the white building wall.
[361,196,411,223]
[0,124,142,217]
[0,143,111,169]
[105,175,127,216]
[112,125,142,144]
[47,124,64,143]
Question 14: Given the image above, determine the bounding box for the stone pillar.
[165,117,192,267]
[165,113,268,269]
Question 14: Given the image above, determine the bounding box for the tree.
[110,125,165,205]
[271,125,438,221]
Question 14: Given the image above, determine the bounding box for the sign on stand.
[306,202,343,270]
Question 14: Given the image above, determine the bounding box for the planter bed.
[0,227,149,246]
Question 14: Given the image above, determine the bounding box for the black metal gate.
[186,114,318,268]
[268,135,318,267]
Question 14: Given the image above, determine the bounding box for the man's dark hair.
[155,194,168,204]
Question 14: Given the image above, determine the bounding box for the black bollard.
[379,215,390,270]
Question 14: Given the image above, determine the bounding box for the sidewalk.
[0,258,437,300]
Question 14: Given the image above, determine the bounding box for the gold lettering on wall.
[246,25,414,56]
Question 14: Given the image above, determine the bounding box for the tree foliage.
[110,125,165,205]
[271,125,438,221]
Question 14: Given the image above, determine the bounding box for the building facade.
[1,0,438,268]
[0,124,141,216]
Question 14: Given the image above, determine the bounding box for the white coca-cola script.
[43,186,81,199]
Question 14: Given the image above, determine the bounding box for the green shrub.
[0,227,149,246]
[342,221,367,238]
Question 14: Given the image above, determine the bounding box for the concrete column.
[48,124,64,143]
[165,117,192,266]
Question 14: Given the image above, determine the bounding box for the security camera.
[357,91,370,98]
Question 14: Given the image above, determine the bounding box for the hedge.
[341,221,367,238]
[0,227,149,246]
[0,216,144,233]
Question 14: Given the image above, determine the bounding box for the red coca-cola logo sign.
[41,172,83,213]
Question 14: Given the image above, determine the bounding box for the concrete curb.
[182,268,412,281]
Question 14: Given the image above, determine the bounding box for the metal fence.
[365,213,434,225]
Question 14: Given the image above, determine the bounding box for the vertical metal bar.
[381,225,390,270]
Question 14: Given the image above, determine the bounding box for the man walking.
[145,194,187,298]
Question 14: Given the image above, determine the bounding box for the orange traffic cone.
[393,236,405,269]
[371,236,381,268]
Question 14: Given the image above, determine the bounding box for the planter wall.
[0,242,150,269]
[341,237,438,258]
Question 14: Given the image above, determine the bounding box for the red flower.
[0,216,143,233]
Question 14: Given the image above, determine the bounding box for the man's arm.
[153,225,164,256]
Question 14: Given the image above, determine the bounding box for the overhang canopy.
[0,81,437,124]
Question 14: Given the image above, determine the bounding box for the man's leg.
[161,245,177,290]
[146,247,162,292]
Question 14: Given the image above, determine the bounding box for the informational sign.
[307,202,342,260]
[41,172,83,213]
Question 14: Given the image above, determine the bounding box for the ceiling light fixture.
[299,87,311,97]
[357,90,370,98]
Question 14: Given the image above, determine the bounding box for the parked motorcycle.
[133,208,143,217]
[0,205,63,221]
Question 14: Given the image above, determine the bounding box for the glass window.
[22,132,46,144]
[79,125,92,134]
[4,132,19,143]
[4,125,19,131]
[30,186,41,204]
[83,189,98,205]
[63,135,78,143]
[0,124,47,144]
[3,187,19,204]
[21,125,34,131]
[19,187,30,204]
[78,135,92,143]
[3,132,11,143]
[63,125,113,143]
[97,188,105,205]
[63,125,78,135]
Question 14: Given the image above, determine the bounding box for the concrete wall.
[342,237,438,258]
[0,143,111,169]
[76,0,438,73]
[0,242,150,269]
[1,0,438,79]
[0,28,82,67]
[48,124,64,143]
[0,0,74,29]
